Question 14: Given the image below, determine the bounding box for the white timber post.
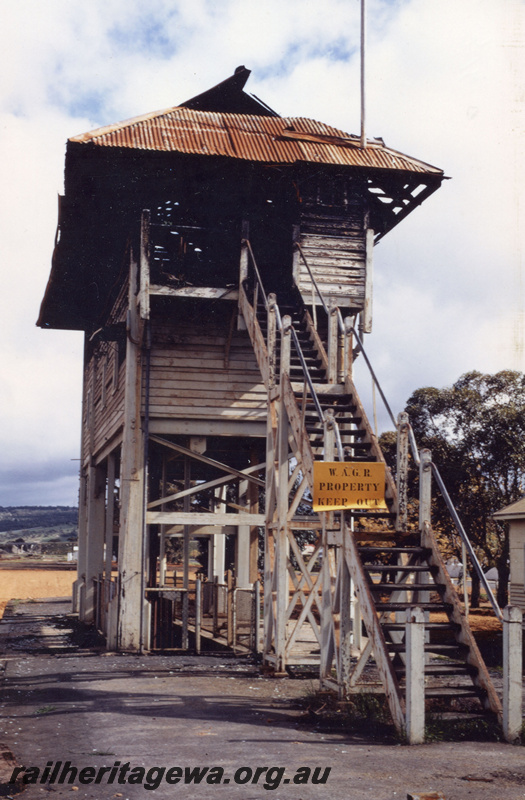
[419,449,432,530]
[263,296,278,664]
[84,462,106,624]
[339,545,353,693]
[320,409,336,680]
[274,314,292,673]
[159,455,167,586]
[236,478,251,588]
[238,220,249,330]
[105,452,116,582]
[343,315,354,382]
[396,412,409,532]
[327,301,339,384]
[74,468,88,615]
[267,293,277,389]
[117,247,145,651]
[195,578,202,655]
[360,227,374,335]
[405,606,426,744]
[139,210,150,320]
[253,579,261,654]
[418,448,432,617]
[211,486,226,581]
[503,605,523,743]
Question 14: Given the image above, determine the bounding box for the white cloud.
[0,0,523,504]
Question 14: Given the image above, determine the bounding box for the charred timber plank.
[149,285,239,300]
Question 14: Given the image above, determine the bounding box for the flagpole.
[360,0,366,148]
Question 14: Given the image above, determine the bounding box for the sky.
[0,0,523,506]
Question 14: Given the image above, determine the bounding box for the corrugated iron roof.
[70,107,442,175]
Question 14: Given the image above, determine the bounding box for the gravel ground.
[1,598,525,800]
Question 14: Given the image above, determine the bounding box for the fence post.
[232,589,238,651]
[503,605,523,743]
[213,576,219,638]
[253,579,261,655]
[182,590,189,651]
[405,606,426,744]
[195,578,202,655]
[227,569,234,647]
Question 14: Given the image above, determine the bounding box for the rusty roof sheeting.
[70,107,442,175]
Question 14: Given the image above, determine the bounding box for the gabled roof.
[180,65,278,116]
[70,105,442,176]
[37,69,446,333]
[493,497,525,520]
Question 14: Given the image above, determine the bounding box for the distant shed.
[494,497,525,611]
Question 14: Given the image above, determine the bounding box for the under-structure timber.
[38,67,511,742]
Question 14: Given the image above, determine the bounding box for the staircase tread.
[382,622,459,631]
[367,564,430,572]
[369,582,444,591]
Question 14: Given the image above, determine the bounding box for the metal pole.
[360,0,367,149]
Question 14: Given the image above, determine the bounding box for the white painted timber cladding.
[148,317,267,421]
[297,209,366,307]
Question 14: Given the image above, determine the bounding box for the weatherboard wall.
[146,307,267,424]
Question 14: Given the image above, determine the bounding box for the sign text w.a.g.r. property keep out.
[312,462,387,512]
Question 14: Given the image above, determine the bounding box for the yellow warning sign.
[313,461,387,511]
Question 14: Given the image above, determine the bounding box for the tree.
[382,370,525,608]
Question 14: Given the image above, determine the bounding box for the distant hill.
[0,507,78,556]
[0,506,78,533]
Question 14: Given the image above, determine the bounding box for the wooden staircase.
[239,263,502,739]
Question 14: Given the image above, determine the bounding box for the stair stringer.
[344,374,397,506]
[421,521,503,723]
[239,282,270,387]
[343,521,406,732]
[282,373,315,489]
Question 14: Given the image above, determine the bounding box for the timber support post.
[343,315,353,382]
[117,248,145,652]
[327,302,338,384]
[84,463,106,623]
[396,412,409,532]
[503,605,523,743]
[405,606,426,744]
[419,448,432,531]
[253,579,261,655]
[320,409,335,681]
[195,578,202,655]
[274,314,292,673]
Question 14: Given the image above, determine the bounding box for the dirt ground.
[1,597,524,800]
[0,565,502,637]
[0,567,75,619]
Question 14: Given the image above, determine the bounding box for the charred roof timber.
[38,68,445,331]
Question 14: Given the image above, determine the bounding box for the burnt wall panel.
[296,209,366,309]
